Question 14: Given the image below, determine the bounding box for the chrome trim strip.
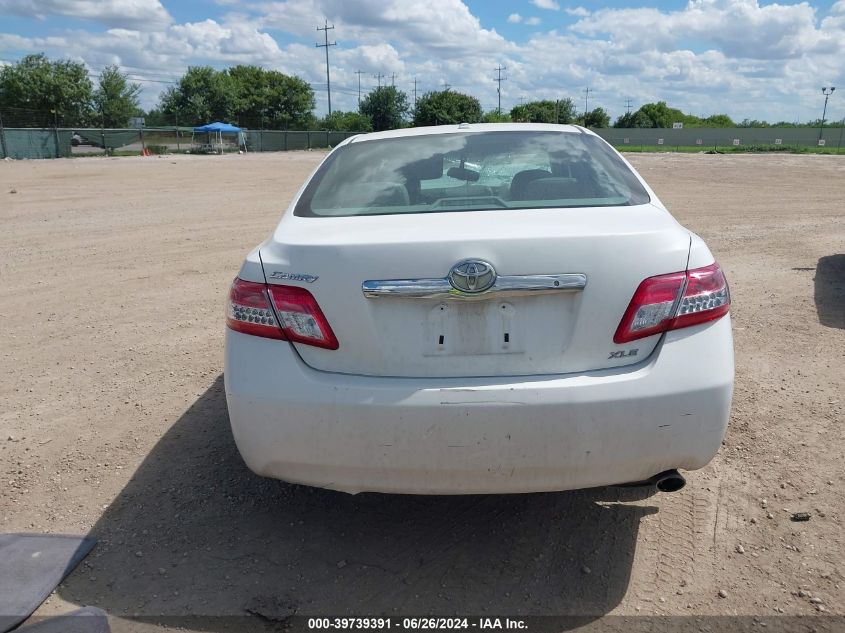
[362,278,452,299]
[362,273,587,300]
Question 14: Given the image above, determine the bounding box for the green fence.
[592,126,845,151]
[243,130,352,152]
[0,128,73,159]
[2,126,843,160]
[0,127,362,159]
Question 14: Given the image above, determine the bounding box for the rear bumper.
[224,317,733,494]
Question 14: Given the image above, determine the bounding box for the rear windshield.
[294,130,650,217]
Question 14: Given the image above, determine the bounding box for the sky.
[0,0,844,124]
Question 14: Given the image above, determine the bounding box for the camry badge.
[269,271,319,283]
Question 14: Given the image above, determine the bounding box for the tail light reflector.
[614,262,730,344]
[227,278,339,349]
[227,278,284,340]
[267,284,339,350]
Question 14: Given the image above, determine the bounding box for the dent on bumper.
[224,317,734,494]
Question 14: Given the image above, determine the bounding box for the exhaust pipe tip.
[651,469,686,493]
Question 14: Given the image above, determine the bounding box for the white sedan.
[225,123,733,495]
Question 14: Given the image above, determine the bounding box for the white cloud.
[564,7,589,18]
[507,0,845,122]
[821,0,845,31]
[0,0,171,29]
[530,0,559,11]
[0,33,70,50]
[0,0,844,123]
[169,18,283,61]
[571,0,838,60]
[525,17,541,26]
[258,0,509,56]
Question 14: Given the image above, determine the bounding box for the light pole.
[819,87,835,141]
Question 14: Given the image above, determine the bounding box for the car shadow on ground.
[58,375,657,630]
[815,254,845,329]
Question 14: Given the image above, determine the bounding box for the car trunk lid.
[260,204,690,378]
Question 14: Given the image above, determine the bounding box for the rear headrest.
[403,155,444,181]
[510,169,552,200]
[523,177,588,200]
[314,182,409,209]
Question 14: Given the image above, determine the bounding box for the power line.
[316,19,337,115]
[101,65,179,81]
[310,85,362,97]
[494,65,507,114]
[107,64,175,75]
[81,61,180,86]
[374,72,385,88]
[87,71,175,85]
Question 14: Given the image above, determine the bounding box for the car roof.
[346,123,592,143]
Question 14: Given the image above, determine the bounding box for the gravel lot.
[1,151,843,631]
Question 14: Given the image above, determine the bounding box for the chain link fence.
[0,125,361,159]
[593,126,845,152]
[0,106,365,158]
[2,104,843,159]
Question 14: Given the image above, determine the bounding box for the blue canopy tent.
[192,121,247,154]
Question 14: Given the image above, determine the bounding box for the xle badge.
[608,349,639,359]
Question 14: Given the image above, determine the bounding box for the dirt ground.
[1,151,843,631]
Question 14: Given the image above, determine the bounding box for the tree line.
[1,54,840,131]
[0,54,141,127]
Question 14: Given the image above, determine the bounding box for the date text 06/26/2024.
[307,617,528,630]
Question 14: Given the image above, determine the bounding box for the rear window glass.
[294,130,650,217]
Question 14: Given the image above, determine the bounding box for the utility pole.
[443,81,451,91]
[413,77,419,108]
[625,99,633,114]
[316,20,336,115]
[583,86,594,121]
[820,86,836,140]
[494,65,507,114]
[374,72,385,88]
[354,70,365,106]
[390,72,396,87]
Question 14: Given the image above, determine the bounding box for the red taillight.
[227,278,339,349]
[267,284,339,350]
[614,262,730,344]
[227,278,284,339]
